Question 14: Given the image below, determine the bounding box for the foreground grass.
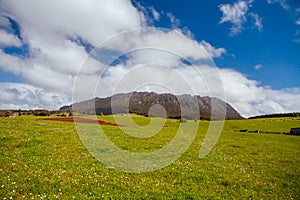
[0,116,299,199]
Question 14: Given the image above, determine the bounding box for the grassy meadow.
[0,115,299,199]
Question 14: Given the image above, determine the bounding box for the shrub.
[5,111,12,117]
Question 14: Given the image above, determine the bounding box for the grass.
[0,115,299,199]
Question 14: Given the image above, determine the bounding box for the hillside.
[60,92,243,120]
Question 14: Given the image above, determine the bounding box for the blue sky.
[0,0,299,117]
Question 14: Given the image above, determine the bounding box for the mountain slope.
[61,92,243,120]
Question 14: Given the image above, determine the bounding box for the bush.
[5,111,12,117]
[33,110,50,116]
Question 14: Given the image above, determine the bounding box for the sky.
[0,0,299,117]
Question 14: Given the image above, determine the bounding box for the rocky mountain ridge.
[60,91,243,120]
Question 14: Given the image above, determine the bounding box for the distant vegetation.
[249,112,300,119]
[0,109,71,117]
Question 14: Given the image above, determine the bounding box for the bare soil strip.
[39,117,124,126]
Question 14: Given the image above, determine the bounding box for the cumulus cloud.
[73,28,226,102]
[0,29,22,47]
[0,15,11,29]
[0,0,144,107]
[219,0,263,35]
[95,28,218,62]
[0,82,69,110]
[217,68,300,117]
[2,0,144,47]
[219,1,249,35]
[201,41,226,58]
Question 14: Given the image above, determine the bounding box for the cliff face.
[60,91,243,120]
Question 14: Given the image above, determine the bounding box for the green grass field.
[0,115,299,199]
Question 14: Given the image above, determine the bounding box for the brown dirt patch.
[39,117,124,126]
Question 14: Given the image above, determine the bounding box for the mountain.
[60,91,243,120]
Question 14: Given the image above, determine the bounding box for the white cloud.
[150,6,160,21]
[219,0,249,35]
[167,13,181,28]
[249,13,263,31]
[218,68,300,117]
[0,16,11,29]
[130,2,159,25]
[0,82,69,110]
[254,64,263,70]
[201,41,226,58]
[0,0,145,108]
[97,28,215,61]
[219,1,263,35]
[3,0,144,47]
[73,28,225,102]
[0,29,22,47]
[266,0,289,10]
